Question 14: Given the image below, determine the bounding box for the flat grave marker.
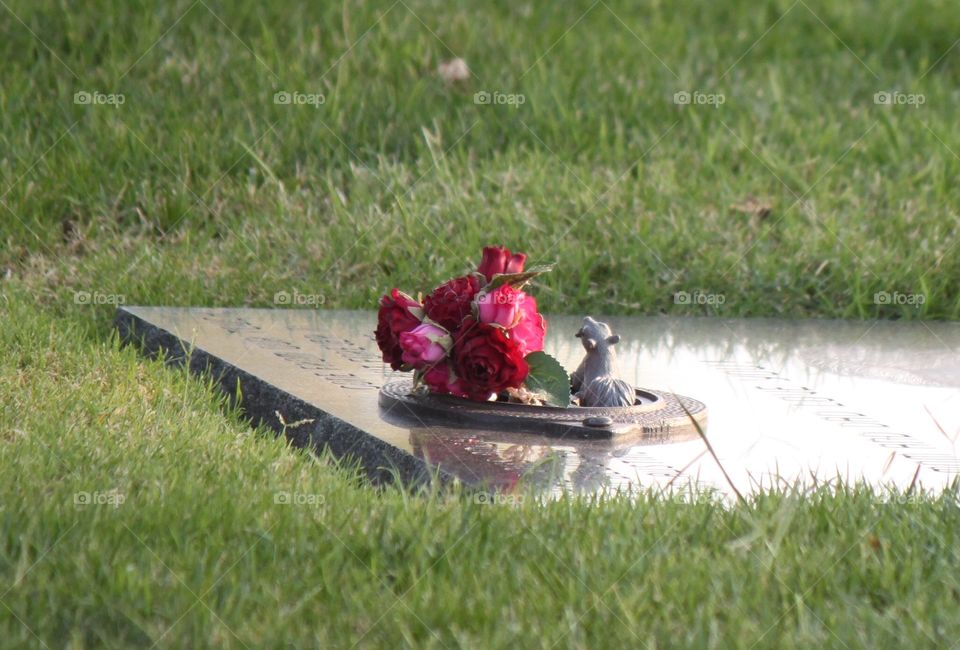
[116,307,960,497]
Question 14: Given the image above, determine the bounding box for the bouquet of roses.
[375,246,570,405]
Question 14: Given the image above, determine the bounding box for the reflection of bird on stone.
[571,317,635,408]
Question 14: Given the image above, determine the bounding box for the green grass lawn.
[2,0,960,647]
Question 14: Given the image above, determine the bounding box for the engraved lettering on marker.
[707,361,956,476]
[247,336,302,351]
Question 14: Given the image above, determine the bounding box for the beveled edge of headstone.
[112,306,476,490]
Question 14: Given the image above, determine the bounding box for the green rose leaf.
[486,264,554,290]
[524,351,571,407]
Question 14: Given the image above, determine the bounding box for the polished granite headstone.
[115,307,960,497]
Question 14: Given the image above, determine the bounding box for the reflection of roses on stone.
[375,246,548,401]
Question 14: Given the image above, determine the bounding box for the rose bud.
[477,245,527,281]
[399,323,451,369]
[423,361,468,397]
[476,285,523,328]
[509,292,546,355]
[374,288,423,370]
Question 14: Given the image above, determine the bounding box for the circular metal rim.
[378,379,707,441]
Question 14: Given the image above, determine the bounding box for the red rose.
[422,275,481,331]
[375,288,422,370]
[477,246,527,281]
[453,319,529,400]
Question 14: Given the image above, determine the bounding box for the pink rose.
[399,323,451,369]
[477,246,526,282]
[476,285,523,328]
[509,293,546,355]
[423,361,468,397]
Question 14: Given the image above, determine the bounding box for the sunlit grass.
[2,0,959,647]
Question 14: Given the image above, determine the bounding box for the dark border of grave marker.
[114,307,465,490]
